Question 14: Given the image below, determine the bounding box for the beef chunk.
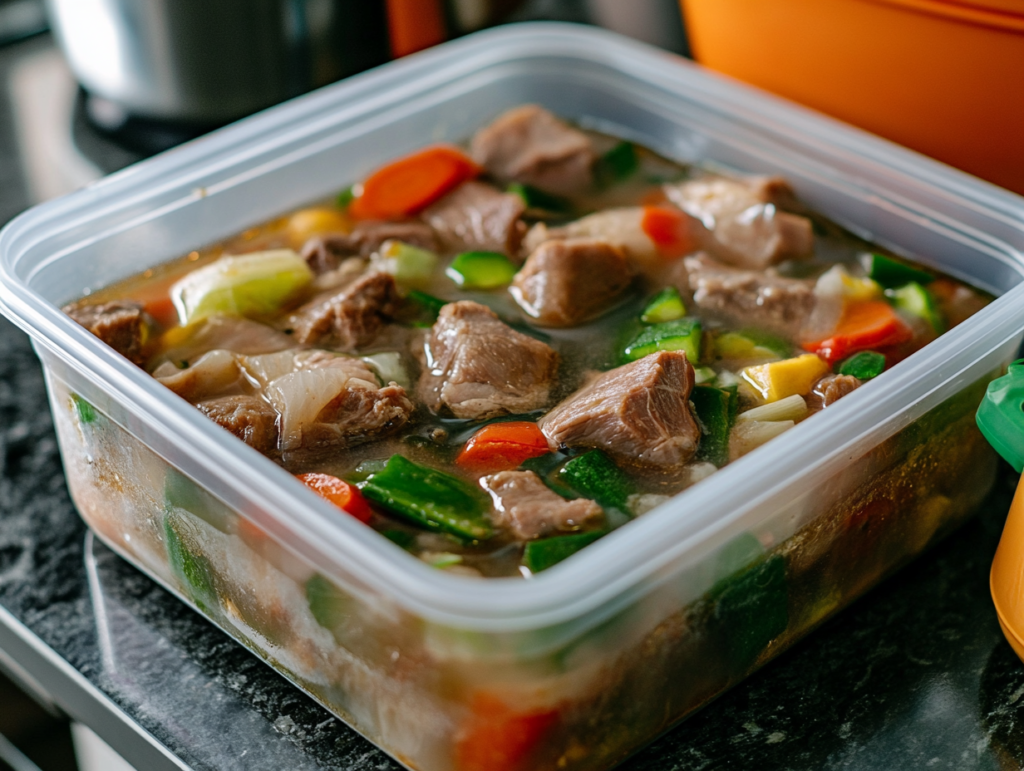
[471,105,596,196]
[289,271,399,351]
[301,220,436,273]
[808,374,861,410]
[539,350,700,469]
[64,301,146,365]
[510,238,634,327]
[421,181,526,256]
[666,176,813,269]
[416,301,558,420]
[480,470,603,540]
[684,254,815,337]
[196,395,279,454]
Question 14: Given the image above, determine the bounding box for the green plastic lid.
[977,359,1024,474]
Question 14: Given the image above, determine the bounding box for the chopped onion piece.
[362,352,410,390]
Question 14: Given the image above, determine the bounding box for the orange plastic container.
[681,0,1024,194]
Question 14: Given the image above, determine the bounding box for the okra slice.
[623,318,702,364]
[446,251,518,289]
[863,253,934,289]
[557,450,632,511]
[640,287,687,324]
[837,351,886,380]
[359,455,493,541]
[523,531,606,573]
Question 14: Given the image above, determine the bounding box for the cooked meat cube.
[421,181,527,256]
[510,238,634,327]
[684,253,815,337]
[523,208,660,264]
[471,105,596,196]
[265,355,413,452]
[64,301,147,366]
[808,374,861,410]
[666,176,813,269]
[416,301,558,420]
[539,350,700,469]
[301,220,437,273]
[289,271,399,351]
[480,470,603,540]
[196,395,279,454]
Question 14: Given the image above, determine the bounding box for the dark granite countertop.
[1,27,1024,771]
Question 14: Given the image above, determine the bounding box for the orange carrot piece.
[143,296,178,329]
[641,206,693,258]
[803,300,913,365]
[456,422,550,474]
[455,693,560,771]
[349,145,480,220]
[296,472,373,524]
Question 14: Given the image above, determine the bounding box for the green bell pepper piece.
[407,290,448,318]
[335,186,355,209]
[71,393,96,424]
[865,253,934,289]
[446,251,518,289]
[886,281,945,333]
[558,450,632,511]
[837,351,886,380]
[977,359,1024,473]
[641,287,687,324]
[691,384,737,467]
[523,531,606,573]
[359,455,493,540]
[623,318,702,363]
[595,141,639,186]
[507,183,570,212]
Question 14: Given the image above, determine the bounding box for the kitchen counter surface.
[1,31,1024,771]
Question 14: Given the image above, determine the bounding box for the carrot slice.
[456,422,551,474]
[803,300,913,365]
[641,206,693,259]
[349,145,480,220]
[455,693,559,771]
[296,472,373,524]
[143,295,178,329]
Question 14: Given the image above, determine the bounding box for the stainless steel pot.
[44,0,390,123]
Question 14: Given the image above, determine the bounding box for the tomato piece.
[455,693,559,771]
[456,422,550,474]
[349,145,480,220]
[803,300,912,365]
[296,473,373,523]
[641,206,693,259]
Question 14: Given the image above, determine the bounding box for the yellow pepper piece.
[287,207,351,245]
[841,272,882,302]
[741,354,830,402]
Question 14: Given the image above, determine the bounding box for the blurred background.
[0,2,688,769]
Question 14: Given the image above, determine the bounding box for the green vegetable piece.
[523,531,606,573]
[977,359,1024,473]
[359,455,493,540]
[558,450,632,511]
[837,351,886,380]
[164,510,218,612]
[691,384,737,467]
[378,240,438,284]
[865,253,934,289]
[171,249,313,325]
[707,553,789,670]
[446,251,518,290]
[737,329,791,358]
[71,393,96,424]
[425,553,463,569]
[382,530,416,550]
[693,366,717,385]
[407,290,447,318]
[886,281,945,333]
[345,459,388,484]
[335,186,355,209]
[595,141,639,186]
[641,287,687,324]
[623,318,702,364]
[507,183,570,212]
[305,573,350,644]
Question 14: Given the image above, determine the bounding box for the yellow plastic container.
[682,0,1024,194]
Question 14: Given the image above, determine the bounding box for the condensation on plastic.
[2,23,1024,771]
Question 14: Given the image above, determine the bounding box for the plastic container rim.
[2,23,1024,633]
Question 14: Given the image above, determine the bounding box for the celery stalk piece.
[376,240,438,284]
[736,394,808,423]
[170,249,312,325]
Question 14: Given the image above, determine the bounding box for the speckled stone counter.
[1,311,1024,771]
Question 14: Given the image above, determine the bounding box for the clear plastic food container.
[3,23,1024,771]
